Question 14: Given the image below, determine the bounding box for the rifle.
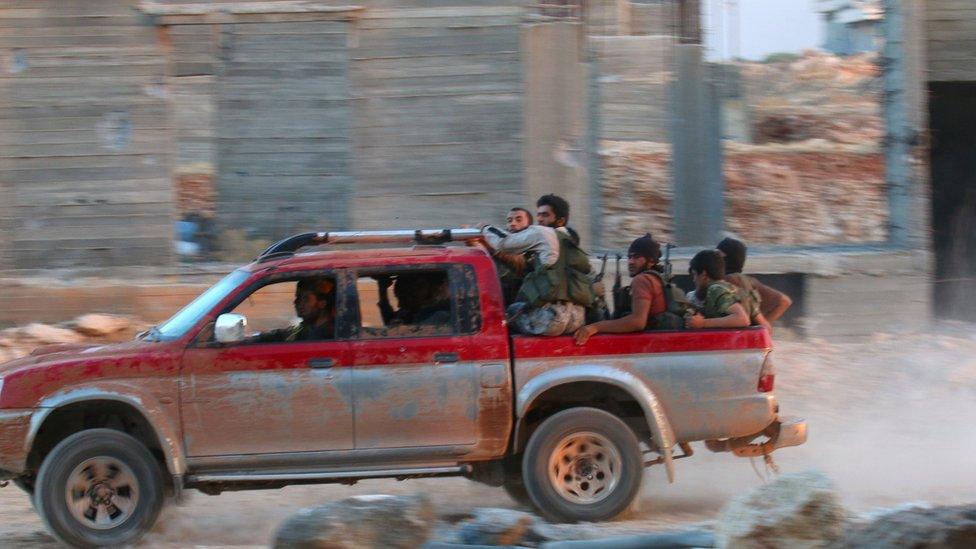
[663,242,676,282]
[586,254,611,323]
[612,254,628,319]
[595,254,609,282]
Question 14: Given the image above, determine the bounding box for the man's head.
[536,194,570,228]
[689,250,725,290]
[506,207,532,233]
[716,237,746,274]
[393,272,448,311]
[627,233,661,277]
[294,278,336,325]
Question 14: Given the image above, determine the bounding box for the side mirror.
[215,313,247,344]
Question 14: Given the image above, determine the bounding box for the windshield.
[152,270,251,341]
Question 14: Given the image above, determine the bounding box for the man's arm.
[481,225,559,267]
[686,303,750,329]
[575,274,658,344]
[574,297,651,345]
[494,250,527,275]
[755,279,792,321]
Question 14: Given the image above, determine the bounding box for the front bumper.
[705,416,807,457]
[0,410,35,478]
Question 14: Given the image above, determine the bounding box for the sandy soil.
[3,322,975,547]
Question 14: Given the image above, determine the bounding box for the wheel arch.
[513,365,676,482]
[26,388,184,479]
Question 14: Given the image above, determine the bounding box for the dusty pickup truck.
[0,229,806,547]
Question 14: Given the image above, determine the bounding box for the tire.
[34,429,164,548]
[522,407,642,523]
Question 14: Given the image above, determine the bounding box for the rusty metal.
[704,416,807,458]
[644,442,693,467]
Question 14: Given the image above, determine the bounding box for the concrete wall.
[590,35,673,142]
[0,0,174,269]
[153,2,526,237]
[926,0,976,82]
[216,21,354,237]
[523,22,593,244]
[348,4,525,230]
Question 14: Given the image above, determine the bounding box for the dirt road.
[3,324,975,547]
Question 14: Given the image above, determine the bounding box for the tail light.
[758,353,775,393]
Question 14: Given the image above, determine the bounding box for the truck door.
[348,263,510,454]
[180,274,355,457]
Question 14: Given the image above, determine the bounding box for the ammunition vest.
[517,231,594,308]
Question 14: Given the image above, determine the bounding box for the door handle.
[433,352,459,363]
[307,358,335,369]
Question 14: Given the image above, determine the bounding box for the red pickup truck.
[0,229,806,548]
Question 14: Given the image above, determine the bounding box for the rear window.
[353,264,480,339]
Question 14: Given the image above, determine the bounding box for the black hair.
[536,194,570,222]
[296,278,336,307]
[628,233,661,263]
[689,249,725,280]
[716,237,746,274]
[509,207,533,220]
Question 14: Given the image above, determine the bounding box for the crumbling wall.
[601,141,886,249]
[600,51,887,249]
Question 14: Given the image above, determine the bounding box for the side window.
[227,276,338,343]
[356,269,455,339]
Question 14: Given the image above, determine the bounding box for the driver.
[257,278,336,342]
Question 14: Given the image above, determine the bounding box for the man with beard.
[573,234,668,345]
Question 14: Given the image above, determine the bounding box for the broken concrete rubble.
[272,494,435,549]
[715,470,848,548]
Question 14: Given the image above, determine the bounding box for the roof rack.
[257,228,484,261]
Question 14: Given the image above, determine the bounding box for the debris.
[715,470,848,548]
[272,494,434,549]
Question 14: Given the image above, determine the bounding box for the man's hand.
[573,324,598,345]
[685,312,705,329]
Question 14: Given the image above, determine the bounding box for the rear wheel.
[522,407,642,522]
[34,429,164,548]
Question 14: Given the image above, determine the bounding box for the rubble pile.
[0,314,148,364]
[600,141,885,249]
[601,51,886,249]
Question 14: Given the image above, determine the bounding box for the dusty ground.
[3,322,975,547]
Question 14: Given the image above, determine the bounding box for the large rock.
[839,504,976,548]
[455,508,538,546]
[716,470,848,548]
[273,494,434,549]
[17,323,85,345]
[70,314,136,337]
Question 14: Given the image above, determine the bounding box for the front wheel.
[522,407,643,522]
[34,429,164,548]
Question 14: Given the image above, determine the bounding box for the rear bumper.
[705,416,807,457]
[0,409,35,478]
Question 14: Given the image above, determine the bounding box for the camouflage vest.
[728,274,763,325]
[517,231,594,308]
